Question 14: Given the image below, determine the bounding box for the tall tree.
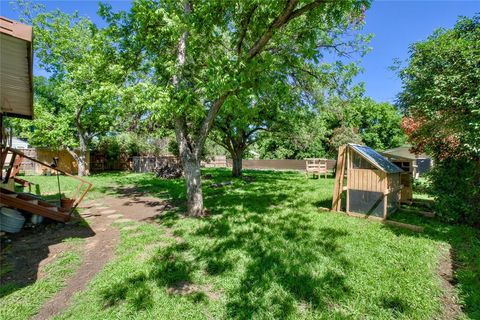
[104,0,370,215]
[213,53,367,177]
[398,15,480,225]
[17,9,125,176]
[343,98,405,150]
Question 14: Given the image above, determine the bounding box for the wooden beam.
[324,209,424,232]
[3,152,16,183]
[346,148,350,213]
[331,145,346,211]
[0,188,70,222]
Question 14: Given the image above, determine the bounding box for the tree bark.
[231,149,244,177]
[183,156,203,216]
[67,127,89,176]
[175,117,205,216]
[77,129,88,176]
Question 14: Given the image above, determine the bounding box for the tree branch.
[194,92,231,158]
[237,4,258,55]
[247,0,327,60]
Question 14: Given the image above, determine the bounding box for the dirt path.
[437,246,464,320]
[34,193,167,320]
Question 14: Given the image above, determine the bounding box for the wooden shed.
[332,144,404,220]
[381,147,431,204]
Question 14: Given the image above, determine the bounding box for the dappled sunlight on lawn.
[44,169,479,319]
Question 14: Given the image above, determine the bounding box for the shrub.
[428,158,480,226]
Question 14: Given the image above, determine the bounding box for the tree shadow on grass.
[385,210,480,319]
[101,215,351,318]
[101,242,194,311]
[99,171,352,318]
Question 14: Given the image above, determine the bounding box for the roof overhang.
[0,16,34,120]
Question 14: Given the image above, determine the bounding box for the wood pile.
[155,161,183,179]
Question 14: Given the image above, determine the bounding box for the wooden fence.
[17,148,89,175]
[227,159,336,171]
[132,156,336,173]
[90,152,132,172]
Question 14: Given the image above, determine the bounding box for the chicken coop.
[332,144,404,219]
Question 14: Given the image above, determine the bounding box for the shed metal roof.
[381,146,429,161]
[349,144,403,173]
[0,16,33,120]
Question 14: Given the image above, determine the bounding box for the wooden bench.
[305,158,328,179]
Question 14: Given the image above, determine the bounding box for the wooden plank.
[4,147,93,213]
[0,148,7,179]
[3,153,16,183]
[326,209,424,232]
[346,148,350,213]
[383,220,424,232]
[331,145,346,211]
[9,155,24,178]
[0,189,69,222]
[383,194,388,219]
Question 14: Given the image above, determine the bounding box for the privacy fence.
[18,148,89,175]
[132,156,336,173]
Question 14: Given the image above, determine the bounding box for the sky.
[1,0,478,103]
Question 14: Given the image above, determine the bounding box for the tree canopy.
[12,7,126,175]
[102,0,371,215]
[398,15,480,226]
[398,15,480,160]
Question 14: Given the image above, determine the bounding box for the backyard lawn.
[2,169,479,319]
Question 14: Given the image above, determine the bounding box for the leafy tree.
[103,0,370,215]
[255,94,403,159]
[343,98,405,150]
[212,41,368,177]
[255,108,331,159]
[398,15,480,160]
[15,8,125,176]
[329,125,362,152]
[398,15,480,225]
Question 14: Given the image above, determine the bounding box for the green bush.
[428,158,480,226]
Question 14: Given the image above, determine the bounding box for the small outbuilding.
[332,144,404,220]
[381,146,432,204]
[381,146,431,179]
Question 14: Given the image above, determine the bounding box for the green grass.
[0,238,85,320]
[41,169,478,320]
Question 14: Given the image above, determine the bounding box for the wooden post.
[383,193,388,219]
[346,148,350,213]
[3,153,16,183]
[332,145,347,211]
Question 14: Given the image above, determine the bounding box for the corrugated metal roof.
[382,146,429,160]
[349,144,403,173]
[0,16,33,120]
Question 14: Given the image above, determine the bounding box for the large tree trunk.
[68,130,89,177]
[183,156,203,216]
[77,131,88,176]
[231,149,244,177]
[77,150,87,177]
[66,147,88,177]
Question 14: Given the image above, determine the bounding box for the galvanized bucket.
[0,207,26,233]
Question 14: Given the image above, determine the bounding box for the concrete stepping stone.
[116,218,134,223]
[91,203,105,207]
[107,213,124,219]
[100,209,117,215]
[122,225,139,231]
[96,206,110,210]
